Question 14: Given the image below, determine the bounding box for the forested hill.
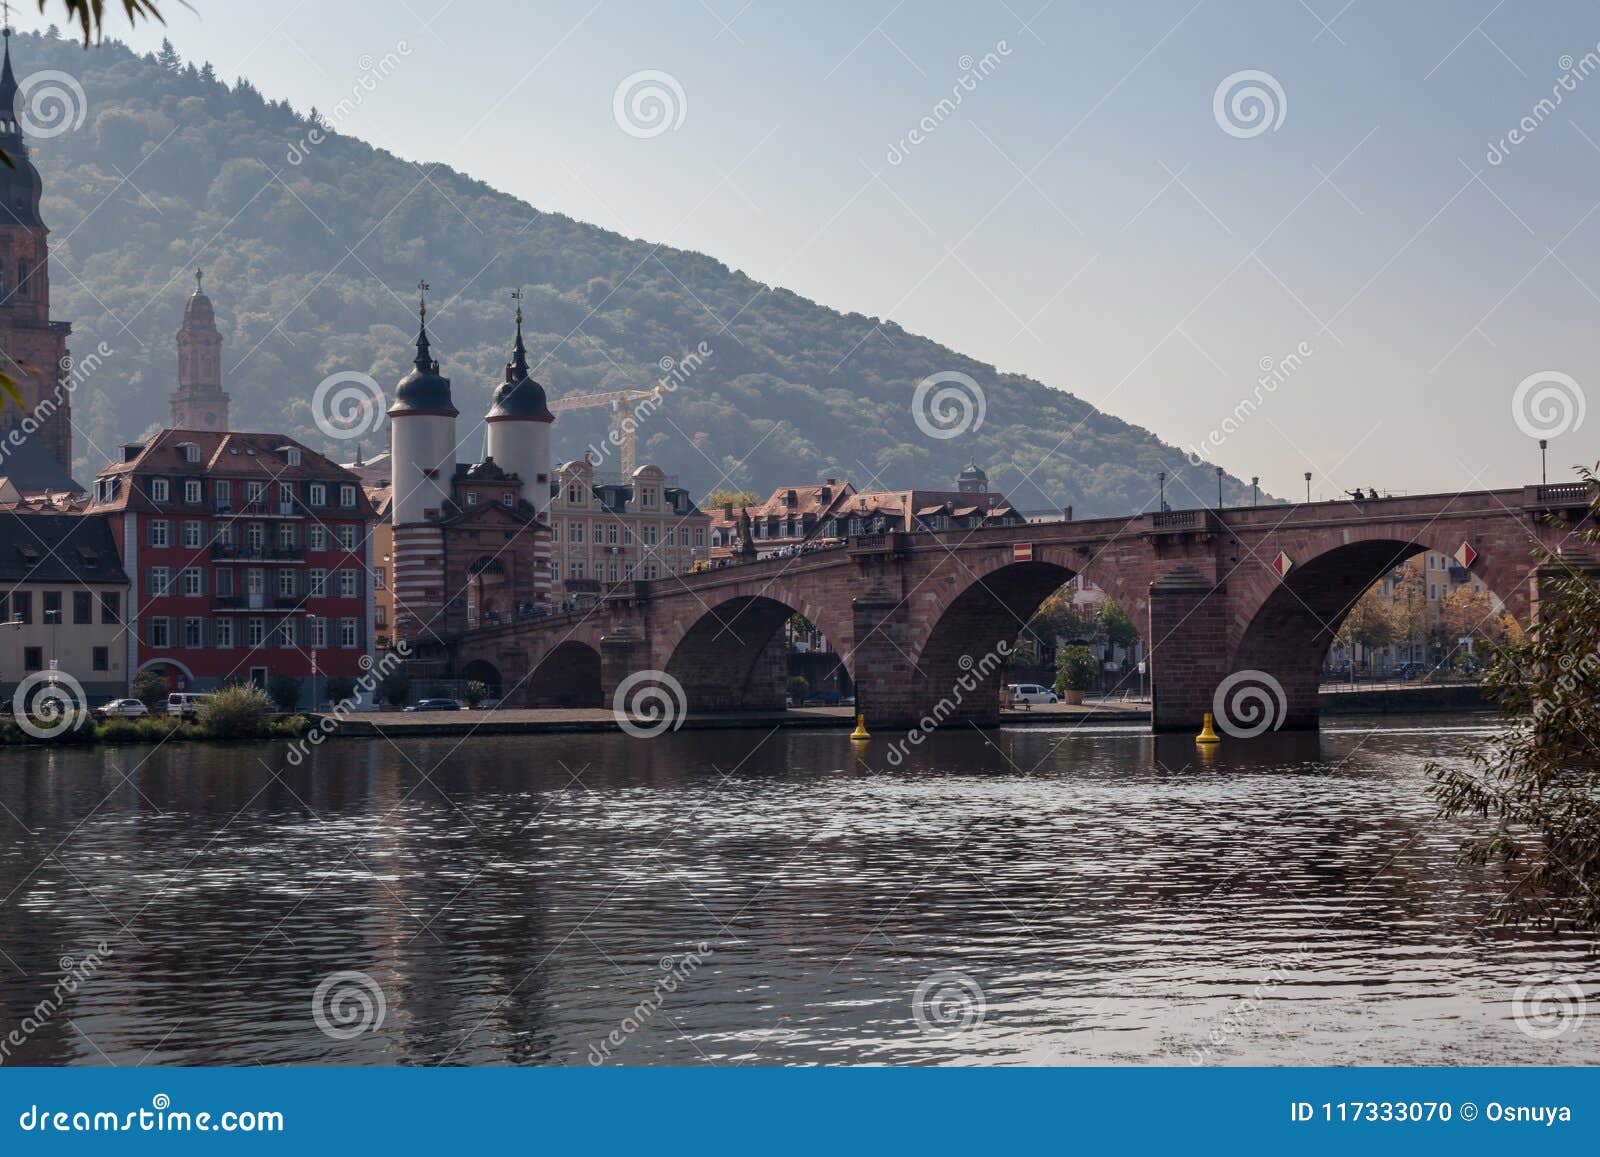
[23,30,1259,514]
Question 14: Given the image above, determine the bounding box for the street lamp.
[306,612,319,710]
[1251,476,1260,507]
[1304,471,1313,503]
[1157,471,1166,512]
[1215,466,1224,510]
[1540,438,1548,486]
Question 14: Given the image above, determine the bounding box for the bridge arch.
[461,658,503,697]
[1226,527,1532,729]
[659,584,857,713]
[904,546,1149,725]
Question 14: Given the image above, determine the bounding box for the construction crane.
[548,386,663,476]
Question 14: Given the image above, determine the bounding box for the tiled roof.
[0,512,128,585]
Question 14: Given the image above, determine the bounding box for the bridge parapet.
[1523,482,1597,513]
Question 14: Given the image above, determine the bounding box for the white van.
[165,692,215,720]
[1007,683,1059,705]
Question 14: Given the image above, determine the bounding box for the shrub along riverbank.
[2,686,313,746]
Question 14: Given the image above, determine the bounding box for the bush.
[96,717,142,744]
[129,669,168,710]
[267,674,302,711]
[1055,646,1099,694]
[324,676,357,706]
[197,685,274,739]
[786,675,809,702]
[462,680,488,707]
[379,671,410,707]
[267,715,312,739]
[135,715,182,742]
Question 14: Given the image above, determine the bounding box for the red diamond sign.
[1271,551,1293,578]
[1454,541,1478,568]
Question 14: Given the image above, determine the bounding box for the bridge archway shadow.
[461,659,503,698]
[913,560,1084,725]
[526,641,602,708]
[665,595,818,713]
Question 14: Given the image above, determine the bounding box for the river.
[0,716,1594,1066]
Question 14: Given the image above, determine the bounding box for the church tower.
[169,269,229,430]
[0,27,73,469]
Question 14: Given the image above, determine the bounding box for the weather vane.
[417,279,429,321]
[510,286,523,324]
[195,268,203,294]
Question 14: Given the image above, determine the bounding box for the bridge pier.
[1147,567,1233,733]
[850,592,920,729]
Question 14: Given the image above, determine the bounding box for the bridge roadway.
[413,482,1596,732]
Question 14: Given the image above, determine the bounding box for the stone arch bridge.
[413,483,1596,732]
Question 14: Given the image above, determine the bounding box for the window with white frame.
[246,523,264,551]
[570,521,584,543]
[309,570,327,596]
[246,481,265,503]
[278,523,296,550]
[607,524,618,545]
[149,478,170,502]
[150,520,170,548]
[181,568,203,597]
[339,484,356,508]
[309,483,326,506]
[217,521,233,546]
[500,491,514,506]
[277,618,295,647]
[215,479,231,508]
[338,570,359,598]
[148,617,171,646]
[215,618,234,647]
[338,618,358,647]
[311,617,328,648]
[216,569,233,598]
[278,570,297,597]
[148,567,171,596]
[694,528,704,547]
[308,525,327,551]
[184,479,202,503]
[182,617,203,647]
[337,525,357,551]
[182,443,201,464]
[247,618,265,647]
[182,520,203,549]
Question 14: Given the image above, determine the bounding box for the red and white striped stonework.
[393,523,446,643]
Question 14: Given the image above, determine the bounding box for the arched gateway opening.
[1230,538,1524,730]
[526,642,602,707]
[908,561,1147,725]
[461,659,503,698]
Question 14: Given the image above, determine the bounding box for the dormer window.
[500,492,514,507]
[466,491,479,505]
[339,484,356,508]
[149,477,170,502]
[285,448,302,467]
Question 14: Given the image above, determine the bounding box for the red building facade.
[89,430,377,698]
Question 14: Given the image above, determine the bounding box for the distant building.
[707,465,1021,559]
[0,30,78,492]
[548,459,709,602]
[87,429,377,698]
[168,270,230,432]
[0,511,129,703]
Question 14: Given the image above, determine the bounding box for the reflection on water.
[0,717,1594,1066]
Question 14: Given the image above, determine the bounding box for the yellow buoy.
[1195,712,1221,744]
[849,713,871,741]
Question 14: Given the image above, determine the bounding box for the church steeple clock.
[0,25,74,469]
[169,268,229,431]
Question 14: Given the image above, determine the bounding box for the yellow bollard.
[849,713,871,741]
[1195,712,1221,744]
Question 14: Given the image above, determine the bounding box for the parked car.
[165,692,215,720]
[404,698,463,712]
[96,698,149,718]
[476,698,503,710]
[1008,683,1060,705]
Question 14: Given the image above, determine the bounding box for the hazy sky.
[42,0,1600,499]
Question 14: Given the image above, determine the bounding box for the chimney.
[723,502,734,519]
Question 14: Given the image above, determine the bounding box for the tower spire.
[414,279,435,371]
[0,17,21,139]
[506,287,528,382]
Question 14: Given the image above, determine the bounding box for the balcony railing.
[211,543,306,562]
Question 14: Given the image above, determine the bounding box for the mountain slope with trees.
[23,30,1262,513]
